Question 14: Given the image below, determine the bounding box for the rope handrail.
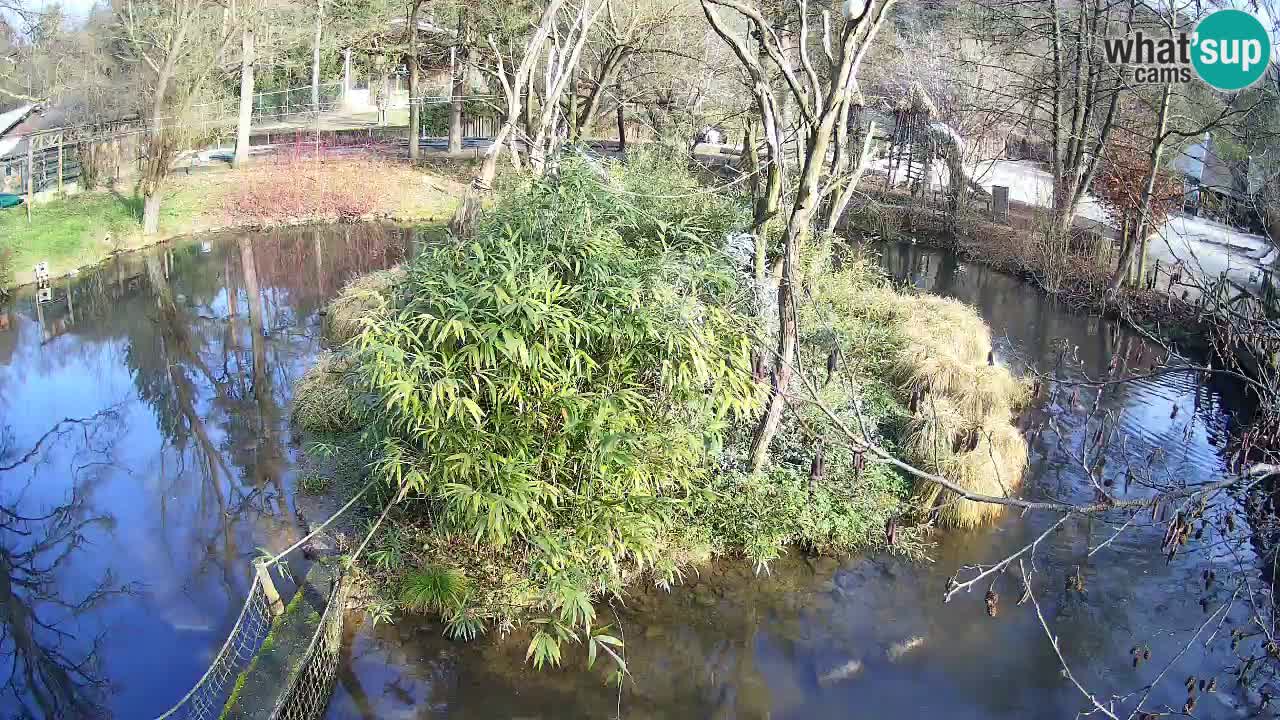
[262,478,378,567]
[153,574,269,720]
[151,476,380,720]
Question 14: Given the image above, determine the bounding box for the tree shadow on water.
[0,411,137,719]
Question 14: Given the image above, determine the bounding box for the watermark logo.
[1103,9,1272,90]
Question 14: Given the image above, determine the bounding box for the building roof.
[1201,141,1246,200]
[1175,133,1247,200]
[0,103,37,157]
[0,104,86,161]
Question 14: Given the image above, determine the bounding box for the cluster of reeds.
[816,256,1030,527]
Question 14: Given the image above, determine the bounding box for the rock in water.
[817,658,864,686]
[888,635,926,662]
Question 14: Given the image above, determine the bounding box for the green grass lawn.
[0,187,201,287]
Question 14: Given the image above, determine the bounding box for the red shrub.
[222,137,401,226]
[1092,143,1183,234]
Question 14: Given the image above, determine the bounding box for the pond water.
[323,240,1259,719]
[0,224,413,718]
[0,226,1258,719]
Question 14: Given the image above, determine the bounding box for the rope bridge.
[270,578,353,720]
[153,561,351,720]
[154,573,275,720]
[154,481,380,720]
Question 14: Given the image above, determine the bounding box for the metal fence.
[0,145,77,195]
[268,573,351,720]
[155,574,275,720]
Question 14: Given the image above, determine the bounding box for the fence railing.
[154,574,275,720]
[268,574,351,720]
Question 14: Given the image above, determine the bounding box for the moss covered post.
[256,559,284,617]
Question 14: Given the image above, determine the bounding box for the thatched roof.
[905,82,937,118]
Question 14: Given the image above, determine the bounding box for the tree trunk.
[311,0,324,109]
[615,92,625,152]
[567,68,580,141]
[141,46,179,237]
[754,163,781,244]
[1109,81,1172,293]
[749,105,840,473]
[234,29,255,169]
[408,0,423,160]
[578,48,626,135]
[450,0,568,234]
[741,120,767,280]
[823,121,876,235]
[448,16,467,154]
[526,0,604,174]
[143,191,162,235]
[522,87,534,140]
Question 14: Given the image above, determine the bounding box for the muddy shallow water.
[324,241,1257,719]
[0,224,415,718]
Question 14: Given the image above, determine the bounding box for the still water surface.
[0,224,411,718]
[323,241,1255,719]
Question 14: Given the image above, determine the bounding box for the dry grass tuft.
[326,265,406,344]
[899,295,992,365]
[933,420,1029,528]
[902,395,966,467]
[292,352,360,433]
[827,263,1029,528]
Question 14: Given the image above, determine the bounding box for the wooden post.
[57,135,64,195]
[256,559,285,616]
[616,95,626,153]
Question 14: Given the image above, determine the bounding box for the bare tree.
[0,412,134,718]
[966,0,1132,241]
[116,0,231,234]
[407,0,424,160]
[702,0,896,472]
[311,0,324,109]
[524,0,608,174]
[448,9,468,154]
[449,0,568,235]
[234,23,255,168]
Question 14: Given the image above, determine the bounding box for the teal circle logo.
[1192,9,1272,91]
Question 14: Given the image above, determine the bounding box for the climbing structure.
[884,82,938,196]
[883,83,989,214]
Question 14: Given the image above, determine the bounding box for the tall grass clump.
[801,250,1029,528]
[292,353,360,433]
[349,155,759,668]
[325,265,406,344]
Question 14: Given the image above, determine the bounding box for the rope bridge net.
[154,480,379,720]
[270,573,351,720]
[155,574,274,720]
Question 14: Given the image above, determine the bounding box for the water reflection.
[0,223,412,718]
[325,240,1253,719]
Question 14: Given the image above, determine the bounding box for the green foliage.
[418,99,497,137]
[444,607,488,641]
[0,189,200,288]
[296,472,330,495]
[346,154,758,671]
[368,527,405,572]
[607,145,748,248]
[368,600,395,627]
[693,462,909,571]
[337,155,941,675]
[355,155,759,552]
[400,564,469,614]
